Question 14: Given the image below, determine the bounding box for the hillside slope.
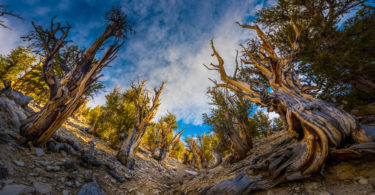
[1,95,375,195]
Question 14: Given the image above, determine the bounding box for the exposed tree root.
[329,142,375,160]
[198,133,375,194]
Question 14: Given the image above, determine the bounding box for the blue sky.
[0,0,270,138]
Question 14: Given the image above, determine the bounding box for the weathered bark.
[159,128,185,164]
[117,81,165,169]
[210,151,222,168]
[190,139,202,170]
[20,14,129,146]
[205,21,375,192]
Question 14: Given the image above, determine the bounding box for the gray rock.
[46,165,61,172]
[33,182,52,194]
[0,97,27,129]
[0,184,35,195]
[29,173,39,177]
[66,181,73,187]
[75,180,82,187]
[185,170,198,175]
[358,177,369,185]
[13,160,25,167]
[35,160,50,167]
[35,148,45,157]
[78,180,105,195]
[62,190,70,195]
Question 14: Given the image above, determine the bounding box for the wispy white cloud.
[90,0,265,125]
[0,18,25,54]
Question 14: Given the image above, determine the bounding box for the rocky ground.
[180,131,375,195]
[1,95,375,194]
[0,96,196,194]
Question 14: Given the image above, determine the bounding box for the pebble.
[358,177,369,185]
[46,165,61,172]
[34,148,45,157]
[75,180,82,187]
[66,181,73,187]
[29,173,39,177]
[13,160,25,167]
[35,160,50,167]
[62,189,70,195]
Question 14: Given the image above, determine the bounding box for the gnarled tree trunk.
[158,128,185,164]
[205,20,375,192]
[117,81,165,169]
[190,139,202,171]
[20,11,132,146]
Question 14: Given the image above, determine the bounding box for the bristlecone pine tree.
[188,137,202,170]
[205,88,253,161]
[206,19,375,191]
[153,114,185,164]
[117,80,165,169]
[20,7,134,146]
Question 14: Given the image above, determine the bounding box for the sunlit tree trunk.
[159,129,185,164]
[20,10,133,146]
[117,81,165,169]
[190,139,202,170]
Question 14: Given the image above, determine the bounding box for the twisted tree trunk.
[159,128,185,164]
[204,20,375,192]
[117,125,146,169]
[191,140,202,170]
[20,12,131,146]
[117,81,165,169]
